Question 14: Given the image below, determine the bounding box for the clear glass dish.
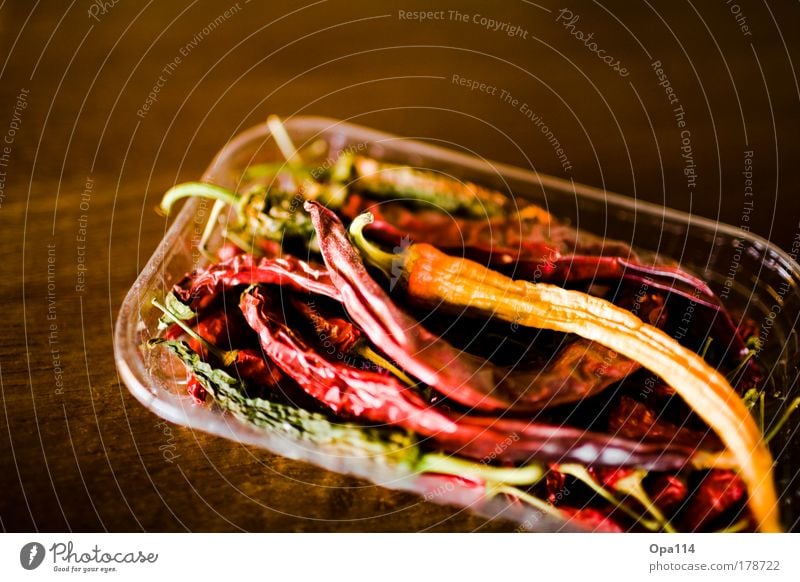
[114,116,800,531]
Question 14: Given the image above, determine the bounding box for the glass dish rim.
[113,114,800,530]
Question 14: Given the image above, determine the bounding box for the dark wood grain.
[1,0,798,532]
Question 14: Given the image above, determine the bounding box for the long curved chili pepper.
[289,296,363,355]
[342,206,779,532]
[342,195,747,361]
[351,156,513,218]
[174,253,340,309]
[239,285,705,469]
[341,195,757,361]
[307,201,646,413]
[340,194,715,299]
[179,245,641,411]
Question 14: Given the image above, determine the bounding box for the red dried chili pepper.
[648,474,688,515]
[608,396,722,451]
[239,285,700,469]
[229,348,284,389]
[681,470,748,531]
[308,200,644,413]
[545,469,568,504]
[560,507,624,532]
[186,375,206,403]
[342,195,747,362]
[164,308,247,354]
[341,194,715,301]
[174,253,340,309]
[289,296,362,355]
[591,467,635,490]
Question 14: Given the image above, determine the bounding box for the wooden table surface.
[1,1,798,532]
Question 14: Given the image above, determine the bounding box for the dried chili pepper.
[239,285,702,469]
[308,202,778,532]
[351,156,513,217]
[309,201,648,412]
[681,470,747,531]
[648,474,688,515]
[344,194,749,362]
[186,375,206,403]
[608,396,722,450]
[289,296,362,355]
[341,193,717,303]
[174,253,340,310]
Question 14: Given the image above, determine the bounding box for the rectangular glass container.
[115,116,800,531]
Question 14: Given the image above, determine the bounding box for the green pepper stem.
[151,299,237,366]
[557,464,662,532]
[267,115,302,168]
[492,484,564,522]
[613,469,677,533]
[716,518,750,533]
[159,182,244,228]
[765,396,800,443]
[727,348,756,383]
[699,337,713,360]
[348,212,398,279]
[416,453,544,486]
[355,343,416,387]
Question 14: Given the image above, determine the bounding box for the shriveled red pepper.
[173,253,340,309]
[648,474,689,515]
[306,202,778,532]
[159,302,284,393]
[289,296,362,355]
[681,470,748,531]
[608,396,722,451]
[239,285,702,469]
[342,194,748,364]
[341,193,719,305]
[186,375,206,403]
[164,308,250,357]
[306,201,650,413]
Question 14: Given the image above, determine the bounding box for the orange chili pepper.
[348,211,780,533]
